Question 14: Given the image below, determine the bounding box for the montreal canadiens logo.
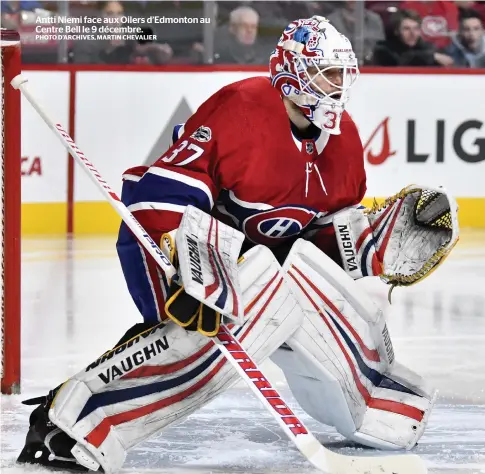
[258,218,302,237]
[243,207,316,246]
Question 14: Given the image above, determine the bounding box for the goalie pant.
[47,242,434,473]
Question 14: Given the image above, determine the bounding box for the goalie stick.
[12,74,427,474]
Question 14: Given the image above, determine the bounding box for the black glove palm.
[165,281,221,337]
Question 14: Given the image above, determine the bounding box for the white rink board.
[19,71,485,203]
[347,74,485,197]
[73,71,263,201]
[20,71,69,203]
[73,72,485,201]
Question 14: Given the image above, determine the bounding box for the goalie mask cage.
[1,29,21,394]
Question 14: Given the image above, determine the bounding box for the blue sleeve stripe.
[171,123,185,145]
[147,167,214,207]
[129,172,213,213]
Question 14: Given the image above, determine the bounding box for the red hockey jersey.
[122,76,366,263]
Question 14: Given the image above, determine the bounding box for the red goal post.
[1,29,21,394]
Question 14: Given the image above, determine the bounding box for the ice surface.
[1,232,484,474]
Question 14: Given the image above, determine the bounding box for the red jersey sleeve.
[122,85,249,239]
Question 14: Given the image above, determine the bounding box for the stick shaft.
[15,76,176,279]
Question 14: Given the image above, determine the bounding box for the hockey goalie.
[18,16,458,473]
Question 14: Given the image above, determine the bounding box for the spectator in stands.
[72,1,173,64]
[212,6,268,64]
[138,1,204,63]
[399,0,459,48]
[371,9,455,66]
[328,0,385,62]
[365,1,401,30]
[455,1,485,21]
[279,1,338,21]
[1,0,42,14]
[443,9,485,67]
[229,1,339,27]
[217,1,286,28]
[0,0,43,29]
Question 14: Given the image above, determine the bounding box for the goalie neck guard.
[270,16,359,135]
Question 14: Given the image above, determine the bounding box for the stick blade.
[332,453,427,474]
[301,439,427,474]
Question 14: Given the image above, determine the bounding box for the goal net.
[0,29,21,395]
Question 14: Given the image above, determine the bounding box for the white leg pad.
[49,245,304,473]
[272,239,436,450]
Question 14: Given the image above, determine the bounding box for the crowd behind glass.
[2,0,485,68]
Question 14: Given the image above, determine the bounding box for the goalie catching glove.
[333,184,459,287]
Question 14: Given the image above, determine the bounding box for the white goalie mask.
[270,16,360,134]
